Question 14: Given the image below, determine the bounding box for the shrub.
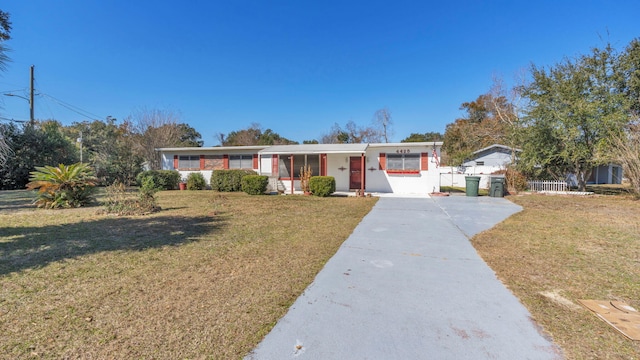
[26,163,98,209]
[242,175,268,195]
[186,172,207,190]
[300,164,312,193]
[102,178,159,215]
[309,176,335,197]
[136,170,181,190]
[210,169,257,192]
[491,167,528,193]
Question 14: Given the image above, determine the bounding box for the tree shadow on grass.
[0,214,224,276]
[0,190,36,213]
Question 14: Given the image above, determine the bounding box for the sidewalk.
[246,196,563,359]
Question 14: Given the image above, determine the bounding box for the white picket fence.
[527,180,568,192]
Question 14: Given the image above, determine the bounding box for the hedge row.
[136,170,181,190]
[241,175,269,195]
[210,169,257,192]
[137,170,335,197]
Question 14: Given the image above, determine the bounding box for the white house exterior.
[157,142,444,195]
[462,144,519,169]
[457,143,623,187]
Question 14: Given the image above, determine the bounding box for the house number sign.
[395,149,411,154]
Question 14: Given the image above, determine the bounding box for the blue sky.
[1,1,638,146]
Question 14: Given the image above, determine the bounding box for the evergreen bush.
[210,169,257,192]
[136,170,181,190]
[309,176,335,197]
[186,172,207,190]
[241,175,268,195]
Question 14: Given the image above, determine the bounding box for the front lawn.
[0,191,377,359]
[472,194,640,359]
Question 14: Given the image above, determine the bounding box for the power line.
[0,116,27,123]
[39,93,104,121]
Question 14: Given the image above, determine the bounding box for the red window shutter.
[421,152,428,171]
[321,154,327,176]
[271,155,278,175]
[200,155,205,170]
[253,154,258,169]
[379,153,386,170]
[223,154,229,169]
[173,155,178,169]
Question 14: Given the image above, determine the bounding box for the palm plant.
[26,163,98,209]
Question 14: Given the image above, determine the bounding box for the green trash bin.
[465,176,480,197]
[490,177,505,197]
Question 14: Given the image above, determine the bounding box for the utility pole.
[29,65,35,125]
[2,65,35,124]
[77,131,83,163]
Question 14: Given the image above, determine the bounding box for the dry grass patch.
[0,191,377,359]
[472,194,640,359]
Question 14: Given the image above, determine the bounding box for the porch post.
[290,154,294,194]
[360,153,365,194]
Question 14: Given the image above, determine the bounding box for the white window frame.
[386,153,420,171]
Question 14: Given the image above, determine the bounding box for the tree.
[320,121,382,144]
[520,43,629,190]
[128,108,202,170]
[0,9,10,71]
[0,121,78,190]
[0,127,11,167]
[489,73,526,166]
[610,124,640,197]
[373,107,393,143]
[0,10,10,41]
[0,10,11,166]
[401,132,444,142]
[177,123,204,147]
[618,38,640,120]
[610,39,640,196]
[442,94,511,165]
[64,118,144,185]
[217,123,297,146]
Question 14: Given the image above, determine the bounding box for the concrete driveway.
[246,196,563,359]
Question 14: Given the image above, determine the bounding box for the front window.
[178,155,200,169]
[229,155,253,169]
[386,153,420,171]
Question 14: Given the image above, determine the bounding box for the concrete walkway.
[246,196,563,359]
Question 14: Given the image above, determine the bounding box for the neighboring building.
[588,164,623,185]
[462,144,520,168]
[157,142,443,195]
[568,164,624,186]
[460,143,623,186]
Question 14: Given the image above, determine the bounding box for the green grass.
[472,193,640,359]
[0,190,377,359]
[439,185,489,196]
[585,183,634,196]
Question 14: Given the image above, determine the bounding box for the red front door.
[349,156,363,190]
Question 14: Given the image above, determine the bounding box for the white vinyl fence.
[527,180,568,192]
[439,173,492,189]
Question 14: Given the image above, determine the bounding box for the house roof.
[156,142,442,154]
[368,141,443,148]
[472,144,521,155]
[155,145,269,152]
[260,143,369,154]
